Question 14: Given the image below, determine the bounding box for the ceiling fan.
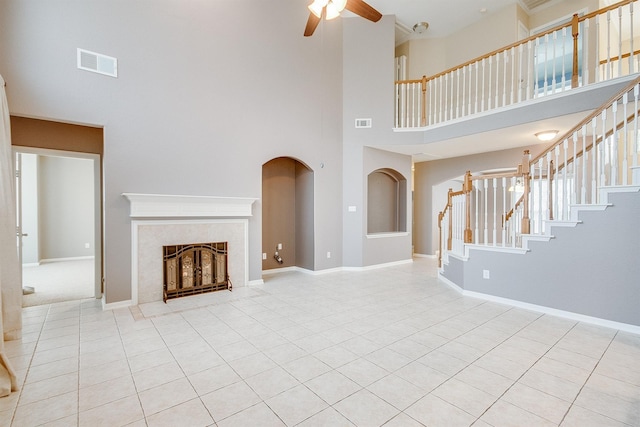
[304,0,382,37]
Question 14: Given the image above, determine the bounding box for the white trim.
[39,256,95,263]
[413,253,437,259]
[261,259,414,277]
[437,272,640,335]
[247,279,264,286]
[262,266,299,275]
[122,193,257,218]
[342,259,413,271]
[130,218,249,305]
[366,232,410,239]
[465,245,529,255]
[102,298,133,311]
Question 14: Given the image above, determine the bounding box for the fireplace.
[123,193,257,305]
[163,242,231,302]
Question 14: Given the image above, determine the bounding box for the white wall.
[19,153,38,264]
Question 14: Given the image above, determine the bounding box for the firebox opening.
[163,242,231,302]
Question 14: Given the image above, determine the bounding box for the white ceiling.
[347,0,557,42]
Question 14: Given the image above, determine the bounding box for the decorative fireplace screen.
[163,242,231,302]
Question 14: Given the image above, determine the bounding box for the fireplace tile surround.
[123,194,257,305]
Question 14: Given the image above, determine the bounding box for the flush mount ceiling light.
[412,21,429,34]
[535,130,559,141]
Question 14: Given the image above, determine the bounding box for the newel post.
[571,13,580,88]
[421,75,427,126]
[463,171,473,243]
[520,150,531,234]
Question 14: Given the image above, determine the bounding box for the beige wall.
[396,0,600,81]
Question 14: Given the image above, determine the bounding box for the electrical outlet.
[85,243,90,249]
[482,269,490,279]
[262,253,267,260]
[277,243,283,250]
[327,251,331,259]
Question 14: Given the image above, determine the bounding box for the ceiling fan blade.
[344,0,382,23]
[304,12,322,37]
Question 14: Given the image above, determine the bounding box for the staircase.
[437,76,640,331]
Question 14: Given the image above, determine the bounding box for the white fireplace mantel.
[122,193,257,218]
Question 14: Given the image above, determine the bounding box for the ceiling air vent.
[355,118,372,128]
[77,48,118,78]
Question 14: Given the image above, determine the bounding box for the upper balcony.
[394,0,640,133]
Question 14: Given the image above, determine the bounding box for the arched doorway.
[262,157,314,271]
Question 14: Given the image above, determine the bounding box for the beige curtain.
[0,74,21,396]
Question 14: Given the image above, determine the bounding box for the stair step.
[570,203,611,221]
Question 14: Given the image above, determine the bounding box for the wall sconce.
[535,130,558,141]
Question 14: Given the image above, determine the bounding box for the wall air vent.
[77,48,118,78]
[355,118,372,128]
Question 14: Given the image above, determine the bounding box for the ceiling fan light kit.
[304,0,383,36]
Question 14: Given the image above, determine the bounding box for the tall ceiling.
[351,0,557,43]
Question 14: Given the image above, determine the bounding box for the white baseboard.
[247,279,265,286]
[342,259,413,272]
[21,262,41,267]
[40,256,95,263]
[262,259,414,277]
[413,253,437,259]
[437,272,640,335]
[102,299,134,311]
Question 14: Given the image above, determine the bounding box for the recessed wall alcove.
[367,168,407,234]
[262,157,314,271]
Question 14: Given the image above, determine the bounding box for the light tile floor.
[2,258,639,426]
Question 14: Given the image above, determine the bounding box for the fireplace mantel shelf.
[122,193,257,218]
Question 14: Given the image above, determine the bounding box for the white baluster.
[474,185,479,245]
[563,139,568,220]
[581,125,587,204]
[630,3,635,74]
[534,38,540,97]
[395,84,399,128]
[634,83,639,170]
[606,11,612,80]
[595,16,601,82]
[456,68,461,119]
[461,67,466,118]
[622,91,628,185]
[584,19,590,85]
[561,27,567,90]
[473,62,479,113]
[501,177,506,246]
[618,7,623,78]
[509,47,514,105]
[483,179,489,244]
[544,33,550,96]
[552,30,558,92]
[518,44,524,103]
[482,58,486,112]
[527,40,532,100]
[444,74,449,121]
[600,109,607,190]
[591,118,598,203]
[554,146,560,220]
[611,100,618,185]
[492,178,497,245]
[488,55,494,110]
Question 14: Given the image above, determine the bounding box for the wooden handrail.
[599,48,640,65]
[530,75,640,165]
[395,0,636,86]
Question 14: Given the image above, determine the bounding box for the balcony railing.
[396,0,640,129]
[438,74,640,267]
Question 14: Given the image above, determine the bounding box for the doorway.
[16,149,101,306]
[10,116,104,306]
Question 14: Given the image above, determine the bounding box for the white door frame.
[13,146,102,299]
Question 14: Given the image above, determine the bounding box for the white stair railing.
[398,0,640,129]
[438,75,640,268]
